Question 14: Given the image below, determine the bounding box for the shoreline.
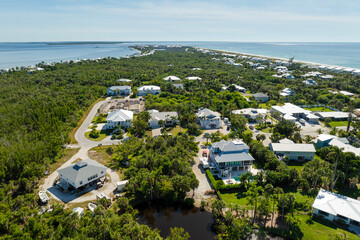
[199,47,360,71]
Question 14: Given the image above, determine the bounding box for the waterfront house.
[57,159,107,191]
[196,108,221,129]
[312,189,360,228]
[269,140,316,161]
[106,109,133,129]
[107,86,132,96]
[209,140,254,173]
[137,85,161,96]
[252,93,269,103]
[148,109,178,129]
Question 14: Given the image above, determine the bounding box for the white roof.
[339,91,354,96]
[117,78,132,82]
[232,108,267,115]
[305,113,320,119]
[313,189,360,222]
[283,114,297,121]
[315,111,355,119]
[279,138,294,144]
[163,76,181,81]
[107,109,133,122]
[186,76,202,80]
[138,85,161,91]
[73,207,84,216]
[270,143,316,153]
[317,134,336,142]
[329,138,360,156]
[272,103,309,116]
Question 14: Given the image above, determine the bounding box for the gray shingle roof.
[211,140,249,152]
[57,159,107,186]
[215,152,254,163]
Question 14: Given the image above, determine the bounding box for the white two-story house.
[196,108,221,129]
[137,85,161,96]
[106,109,133,129]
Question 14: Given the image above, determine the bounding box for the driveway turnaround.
[40,99,122,204]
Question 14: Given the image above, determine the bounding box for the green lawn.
[287,161,304,173]
[328,121,348,127]
[303,107,334,112]
[85,129,112,141]
[260,127,273,133]
[218,191,251,208]
[297,214,359,240]
[166,125,187,135]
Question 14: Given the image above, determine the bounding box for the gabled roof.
[270,143,316,153]
[106,109,133,122]
[58,159,107,185]
[313,189,360,222]
[117,78,132,82]
[253,93,269,98]
[196,108,220,119]
[211,140,249,152]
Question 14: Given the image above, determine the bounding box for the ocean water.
[0,41,359,69]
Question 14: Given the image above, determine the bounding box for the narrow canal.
[138,202,216,239]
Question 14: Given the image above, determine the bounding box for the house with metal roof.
[232,108,267,122]
[314,111,355,121]
[269,141,316,161]
[209,140,254,172]
[148,109,178,129]
[57,159,107,191]
[271,103,319,123]
[252,93,269,103]
[137,85,161,96]
[196,108,221,129]
[107,86,132,96]
[313,189,360,228]
[315,134,360,156]
[106,109,133,129]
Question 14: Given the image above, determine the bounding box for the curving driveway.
[40,98,122,204]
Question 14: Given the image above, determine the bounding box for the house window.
[337,214,348,221]
[318,210,329,217]
[80,181,82,185]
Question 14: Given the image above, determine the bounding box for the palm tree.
[271,187,283,227]
[203,132,211,144]
[326,146,344,191]
[347,103,354,132]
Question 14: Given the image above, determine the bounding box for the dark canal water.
[138,203,216,239]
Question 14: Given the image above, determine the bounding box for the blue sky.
[1,0,360,42]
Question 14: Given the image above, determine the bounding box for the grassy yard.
[287,160,304,173]
[85,129,112,141]
[218,190,251,208]
[303,107,334,112]
[166,125,187,135]
[297,214,359,240]
[49,148,80,174]
[328,121,348,127]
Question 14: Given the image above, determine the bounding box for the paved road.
[190,124,230,204]
[40,99,122,204]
